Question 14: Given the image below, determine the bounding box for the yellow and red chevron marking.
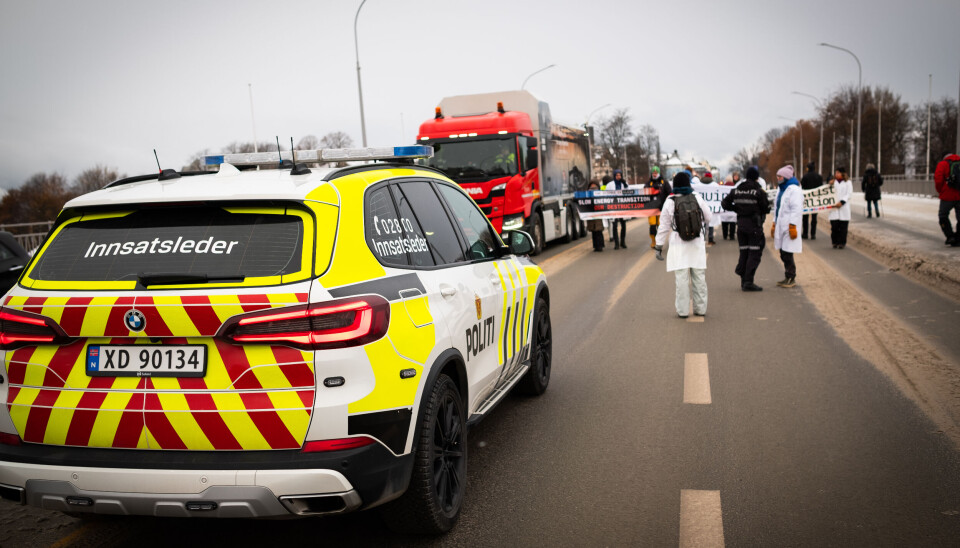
[3,293,308,338]
[4,339,315,392]
[2,293,317,450]
[6,381,314,450]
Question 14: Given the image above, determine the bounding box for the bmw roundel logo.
[124,309,146,332]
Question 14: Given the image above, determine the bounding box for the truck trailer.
[416,90,591,254]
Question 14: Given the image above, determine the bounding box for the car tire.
[531,212,545,255]
[381,373,466,535]
[518,296,551,396]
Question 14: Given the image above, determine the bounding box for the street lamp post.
[878,99,882,171]
[820,42,861,179]
[831,132,836,176]
[927,74,932,180]
[792,91,824,175]
[779,116,801,170]
[521,64,557,90]
[585,103,611,173]
[354,0,369,147]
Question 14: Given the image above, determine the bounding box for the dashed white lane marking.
[679,489,725,548]
[683,353,712,404]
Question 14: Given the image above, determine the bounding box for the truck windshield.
[423,137,518,182]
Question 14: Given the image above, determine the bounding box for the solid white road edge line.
[683,353,712,404]
[679,489,725,548]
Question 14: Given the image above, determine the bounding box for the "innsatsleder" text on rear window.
[84,237,240,258]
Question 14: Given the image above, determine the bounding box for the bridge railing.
[0,221,54,252]
[850,177,936,197]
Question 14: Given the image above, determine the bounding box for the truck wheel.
[381,374,466,535]
[518,296,551,396]
[531,213,545,255]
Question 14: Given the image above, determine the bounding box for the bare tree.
[0,172,73,225]
[319,131,354,149]
[318,132,355,167]
[182,149,211,171]
[296,135,320,150]
[597,108,633,177]
[732,143,762,172]
[911,97,958,173]
[73,165,122,195]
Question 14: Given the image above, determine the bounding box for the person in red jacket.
[934,152,960,246]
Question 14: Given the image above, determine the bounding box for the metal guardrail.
[849,178,937,197]
[0,221,53,252]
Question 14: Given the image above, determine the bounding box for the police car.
[0,146,551,534]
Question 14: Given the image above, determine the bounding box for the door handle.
[440,284,457,297]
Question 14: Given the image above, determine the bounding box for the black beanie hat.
[673,171,691,188]
[745,166,759,180]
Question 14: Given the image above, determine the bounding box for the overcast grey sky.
[1,0,958,189]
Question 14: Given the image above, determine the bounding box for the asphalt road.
[3,220,960,547]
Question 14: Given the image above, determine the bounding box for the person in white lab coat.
[828,166,853,248]
[771,165,803,288]
[654,171,713,317]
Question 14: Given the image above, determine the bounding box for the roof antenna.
[290,137,312,175]
[276,136,293,169]
[154,148,180,181]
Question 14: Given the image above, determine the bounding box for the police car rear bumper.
[0,442,413,517]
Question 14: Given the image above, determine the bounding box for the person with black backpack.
[862,163,883,218]
[934,152,960,246]
[654,171,713,318]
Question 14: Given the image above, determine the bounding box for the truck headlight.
[502,214,524,231]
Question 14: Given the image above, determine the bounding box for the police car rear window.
[30,207,304,284]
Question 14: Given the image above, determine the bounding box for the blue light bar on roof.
[202,146,433,167]
[392,145,429,157]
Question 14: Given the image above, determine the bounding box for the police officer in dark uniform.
[721,166,770,291]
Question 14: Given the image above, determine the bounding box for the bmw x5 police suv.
[0,146,552,534]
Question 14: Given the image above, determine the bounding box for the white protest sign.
[767,184,838,214]
[691,183,733,226]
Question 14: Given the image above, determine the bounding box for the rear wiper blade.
[137,273,246,287]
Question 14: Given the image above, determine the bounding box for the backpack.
[673,194,704,241]
[948,161,960,190]
[864,172,879,188]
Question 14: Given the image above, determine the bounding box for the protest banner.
[766,184,837,213]
[691,183,733,218]
[574,188,663,220]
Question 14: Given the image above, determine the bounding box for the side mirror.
[506,230,534,256]
[525,149,538,171]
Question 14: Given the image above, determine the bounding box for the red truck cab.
[417,91,590,254]
[417,109,538,234]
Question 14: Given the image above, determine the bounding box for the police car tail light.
[301,436,376,453]
[0,308,67,350]
[223,296,390,350]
